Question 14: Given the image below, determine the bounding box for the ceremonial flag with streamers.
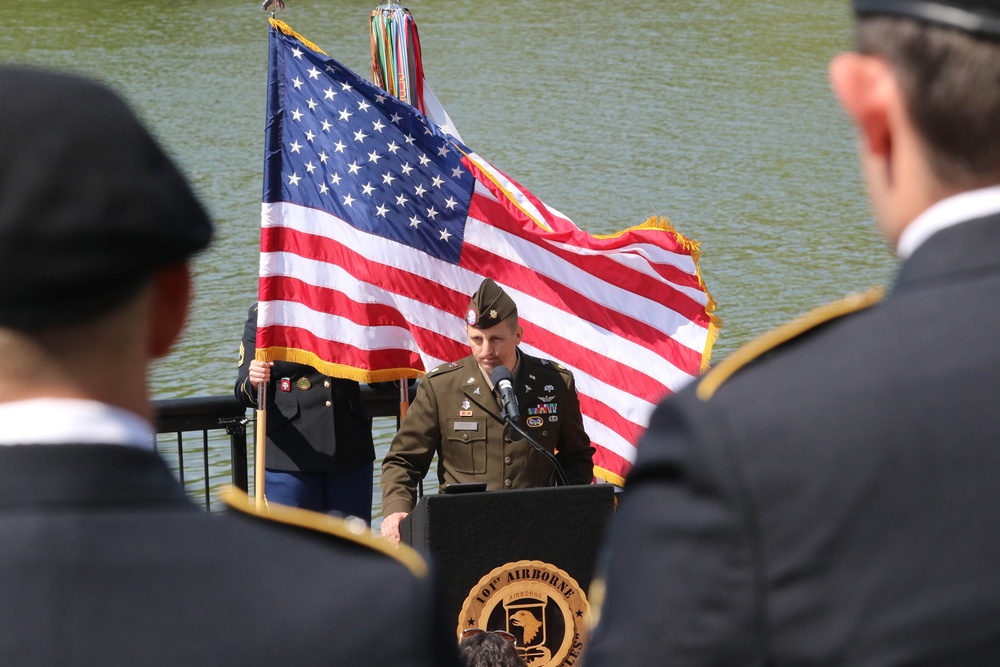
[259,19,718,485]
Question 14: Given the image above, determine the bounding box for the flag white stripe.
[464,216,711,354]
[265,203,701,393]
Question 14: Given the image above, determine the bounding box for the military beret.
[465,278,517,329]
[0,67,213,328]
[853,0,1000,38]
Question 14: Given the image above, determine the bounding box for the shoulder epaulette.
[696,288,884,402]
[427,361,462,377]
[221,487,428,577]
[524,354,568,374]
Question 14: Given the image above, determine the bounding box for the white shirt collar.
[0,398,154,449]
[897,185,1000,260]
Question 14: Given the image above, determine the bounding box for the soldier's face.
[467,319,523,373]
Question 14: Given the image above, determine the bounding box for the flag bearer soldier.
[380,278,595,542]
[236,303,377,522]
[586,1,1000,665]
[0,66,458,667]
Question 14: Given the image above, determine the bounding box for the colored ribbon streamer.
[370,4,425,113]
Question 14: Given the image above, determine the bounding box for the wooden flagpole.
[254,351,269,511]
[399,378,409,423]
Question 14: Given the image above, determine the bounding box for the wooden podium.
[400,484,615,666]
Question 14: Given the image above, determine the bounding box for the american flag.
[258,19,718,484]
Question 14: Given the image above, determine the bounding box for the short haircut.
[855,17,1000,187]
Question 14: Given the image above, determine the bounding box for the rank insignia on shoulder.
[296,377,311,391]
[279,378,291,392]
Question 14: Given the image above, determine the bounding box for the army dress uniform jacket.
[586,210,1000,666]
[381,352,594,516]
[0,442,460,667]
[236,305,374,472]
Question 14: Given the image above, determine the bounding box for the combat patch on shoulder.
[696,288,884,402]
[221,487,428,578]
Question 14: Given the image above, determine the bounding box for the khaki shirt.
[380,352,594,515]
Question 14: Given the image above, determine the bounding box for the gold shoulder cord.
[696,288,884,402]
[221,487,428,578]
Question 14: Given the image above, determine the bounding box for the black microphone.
[490,366,520,423]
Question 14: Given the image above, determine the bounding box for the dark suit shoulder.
[696,288,884,401]
[221,488,427,577]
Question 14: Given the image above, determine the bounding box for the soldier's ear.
[830,52,896,161]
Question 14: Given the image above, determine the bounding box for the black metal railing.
[152,385,403,511]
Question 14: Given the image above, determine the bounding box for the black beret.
[854,0,1000,38]
[465,279,517,329]
[0,67,213,328]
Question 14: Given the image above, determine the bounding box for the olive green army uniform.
[380,351,595,516]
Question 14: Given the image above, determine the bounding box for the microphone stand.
[499,406,570,487]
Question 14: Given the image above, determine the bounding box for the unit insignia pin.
[462,399,471,410]
[296,377,312,391]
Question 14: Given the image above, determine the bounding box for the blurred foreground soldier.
[380,279,594,542]
[0,67,457,667]
[586,2,1000,665]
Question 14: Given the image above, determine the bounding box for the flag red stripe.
[261,226,469,317]
[459,242,706,374]
[266,324,424,371]
[469,191,710,319]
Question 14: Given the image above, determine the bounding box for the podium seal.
[458,560,590,667]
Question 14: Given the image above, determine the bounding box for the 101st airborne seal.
[459,560,590,667]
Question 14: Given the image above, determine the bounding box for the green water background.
[2,0,896,516]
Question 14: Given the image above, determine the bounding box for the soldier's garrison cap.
[0,67,213,328]
[853,0,1000,38]
[465,278,517,329]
